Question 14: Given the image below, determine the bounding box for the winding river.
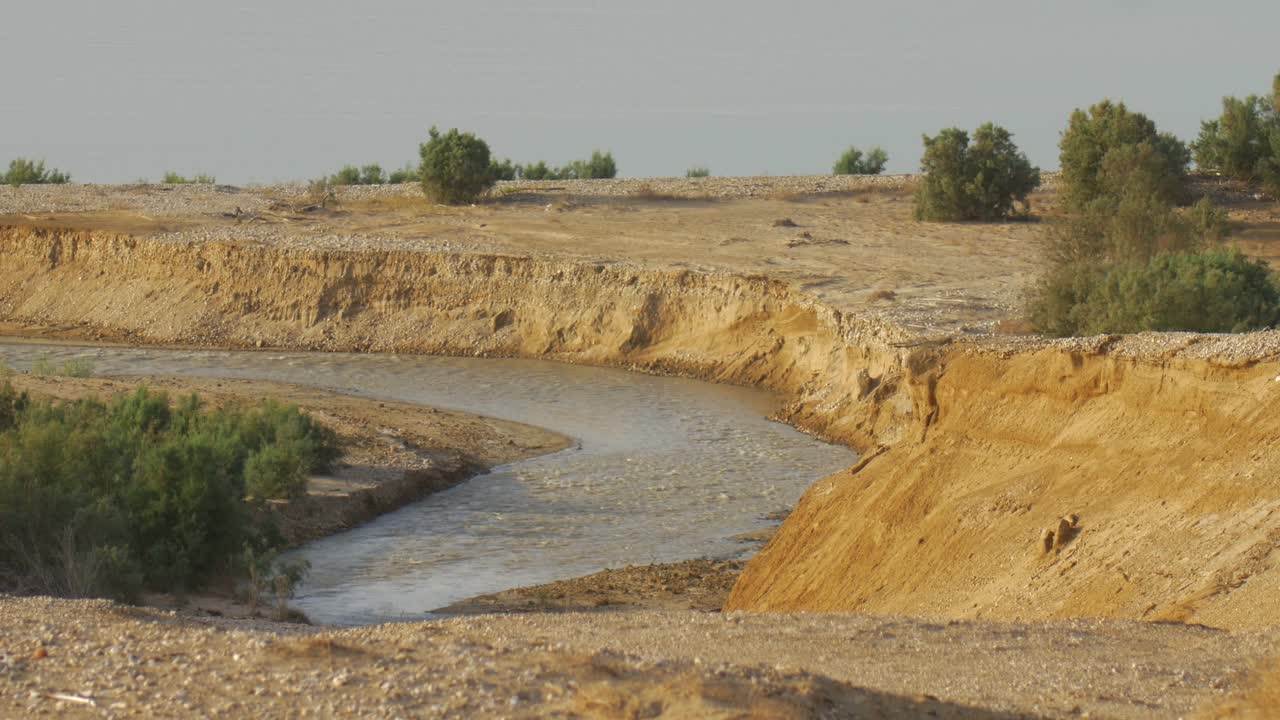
[0,344,854,625]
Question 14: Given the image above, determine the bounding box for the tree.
[1059,100,1189,212]
[1192,72,1280,193]
[418,127,496,204]
[833,146,888,175]
[912,123,1039,221]
[568,151,617,179]
[3,158,70,187]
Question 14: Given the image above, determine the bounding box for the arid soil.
[437,560,745,615]
[3,178,1280,715]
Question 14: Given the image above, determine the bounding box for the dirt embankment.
[726,344,1280,630]
[5,222,1280,630]
[0,225,918,450]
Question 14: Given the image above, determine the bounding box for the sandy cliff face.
[0,225,917,448]
[5,225,1280,629]
[727,348,1280,629]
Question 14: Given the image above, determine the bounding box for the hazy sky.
[2,1,1276,183]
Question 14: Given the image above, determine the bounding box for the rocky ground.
[2,595,1274,719]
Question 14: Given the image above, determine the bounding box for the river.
[0,344,854,625]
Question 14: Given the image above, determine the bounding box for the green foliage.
[1192,74,1280,193]
[1029,249,1280,337]
[1059,100,1189,213]
[329,164,388,186]
[685,166,711,178]
[418,126,496,204]
[30,355,55,376]
[567,150,618,179]
[60,358,94,378]
[162,172,216,184]
[518,161,556,181]
[489,158,518,182]
[28,355,94,378]
[833,146,888,175]
[0,388,342,598]
[3,158,70,187]
[912,123,1040,221]
[387,163,420,184]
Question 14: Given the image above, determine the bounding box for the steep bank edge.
[0,225,921,450]
[728,346,1280,630]
[5,226,1280,629]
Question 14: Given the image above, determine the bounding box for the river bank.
[4,178,1280,715]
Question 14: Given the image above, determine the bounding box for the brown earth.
[437,560,746,615]
[4,178,1280,714]
[3,596,1276,719]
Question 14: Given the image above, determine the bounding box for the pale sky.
[2,1,1276,183]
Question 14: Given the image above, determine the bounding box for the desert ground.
[2,177,1280,717]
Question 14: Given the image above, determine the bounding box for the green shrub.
[162,172,216,184]
[568,150,618,179]
[913,123,1040,221]
[387,163,420,184]
[3,158,70,187]
[0,387,342,598]
[418,126,496,204]
[1030,249,1280,337]
[1049,145,1218,266]
[60,359,94,378]
[489,158,518,181]
[833,146,888,175]
[30,355,55,376]
[1059,100,1189,213]
[518,161,556,180]
[686,166,711,178]
[330,166,362,185]
[1193,73,1280,193]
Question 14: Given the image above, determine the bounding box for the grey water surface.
[0,344,854,625]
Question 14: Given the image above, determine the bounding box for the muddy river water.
[0,344,854,625]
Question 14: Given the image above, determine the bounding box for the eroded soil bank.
[4,220,1280,631]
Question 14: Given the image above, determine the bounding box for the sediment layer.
[4,224,1280,629]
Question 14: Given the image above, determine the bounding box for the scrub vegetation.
[2,158,70,187]
[832,146,887,175]
[912,123,1040,221]
[162,172,217,184]
[1029,91,1279,336]
[0,386,340,600]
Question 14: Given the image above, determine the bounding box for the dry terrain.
[3,596,1276,719]
[2,177,1280,716]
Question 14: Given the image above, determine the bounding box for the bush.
[418,126,496,204]
[912,123,1040,221]
[329,164,388,186]
[686,166,711,178]
[3,158,70,187]
[1192,74,1280,192]
[1029,249,1280,337]
[162,172,216,184]
[519,161,556,181]
[1048,145,1220,266]
[0,387,342,598]
[568,150,618,179]
[489,158,518,182]
[387,163,420,184]
[833,146,887,175]
[1059,100,1189,213]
